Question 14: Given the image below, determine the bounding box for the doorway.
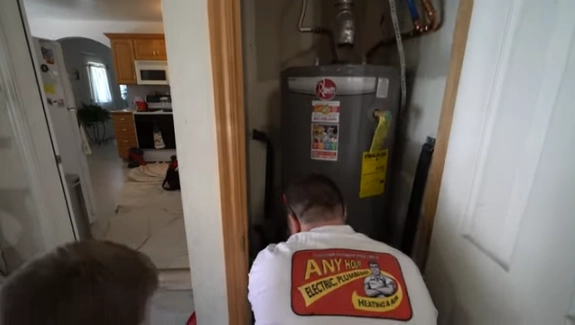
[209,0,472,322]
[0,0,194,322]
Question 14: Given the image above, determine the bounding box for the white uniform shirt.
[248,225,436,325]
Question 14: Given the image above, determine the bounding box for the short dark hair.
[369,261,379,267]
[283,174,345,224]
[0,240,158,325]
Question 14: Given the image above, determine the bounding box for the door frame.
[419,0,474,268]
[207,0,250,324]
[207,0,474,323]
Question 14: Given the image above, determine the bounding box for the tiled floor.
[87,142,194,324]
[86,140,129,223]
[88,142,189,269]
[86,141,192,281]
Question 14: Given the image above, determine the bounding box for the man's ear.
[343,206,348,222]
[288,213,301,235]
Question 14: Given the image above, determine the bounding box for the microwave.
[134,60,169,85]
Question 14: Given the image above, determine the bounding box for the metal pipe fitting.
[334,0,355,46]
[421,0,439,31]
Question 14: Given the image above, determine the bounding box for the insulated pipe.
[334,0,355,46]
[406,0,425,31]
[406,0,420,20]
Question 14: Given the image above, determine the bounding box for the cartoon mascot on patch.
[364,261,397,298]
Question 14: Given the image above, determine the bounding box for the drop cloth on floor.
[93,163,188,270]
[146,290,195,325]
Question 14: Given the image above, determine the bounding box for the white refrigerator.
[32,37,97,229]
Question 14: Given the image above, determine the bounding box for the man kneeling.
[249,174,437,324]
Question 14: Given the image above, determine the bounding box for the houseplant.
[77,102,110,145]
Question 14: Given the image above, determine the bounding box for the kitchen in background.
[15,0,194,321]
[106,33,176,162]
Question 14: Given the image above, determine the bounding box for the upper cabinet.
[133,38,167,60]
[109,38,136,85]
[105,33,167,85]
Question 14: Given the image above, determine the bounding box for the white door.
[0,0,76,272]
[425,0,575,324]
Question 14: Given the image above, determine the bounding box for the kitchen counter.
[111,108,173,115]
[110,109,176,159]
[133,110,173,115]
[111,108,136,113]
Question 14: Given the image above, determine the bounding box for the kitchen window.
[87,62,112,104]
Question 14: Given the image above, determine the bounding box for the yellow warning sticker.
[370,111,392,152]
[359,150,389,198]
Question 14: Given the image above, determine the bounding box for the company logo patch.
[315,79,337,100]
[291,249,412,321]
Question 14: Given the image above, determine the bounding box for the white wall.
[387,0,461,247]
[161,1,228,324]
[27,18,164,46]
[404,0,462,157]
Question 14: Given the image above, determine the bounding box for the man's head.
[369,261,381,276]
[283,174,346,234]
[0,240,158,325]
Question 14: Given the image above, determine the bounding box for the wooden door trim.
[207,0,250,324]
[419,0,474,267]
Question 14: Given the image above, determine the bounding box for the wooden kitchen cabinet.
[107,37,136,84]
[133,38,167,60]
[105,33,167,85]
[111,111,138,159]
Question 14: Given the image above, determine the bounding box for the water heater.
[281,64,400,241]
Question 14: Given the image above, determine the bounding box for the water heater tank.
[280,64,400,241]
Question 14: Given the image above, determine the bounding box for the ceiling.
[23,0,163,21]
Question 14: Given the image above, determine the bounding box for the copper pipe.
[364,0,443,61]
[421,0,440,31]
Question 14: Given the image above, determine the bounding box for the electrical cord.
[387,0,407,113]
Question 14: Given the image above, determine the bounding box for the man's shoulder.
[251,243,292,268]
[253,232,416,268]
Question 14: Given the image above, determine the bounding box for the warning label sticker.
[359,150,389,198]
[312,101,340,123]
[311,123,338,161]
[291,249,412,320]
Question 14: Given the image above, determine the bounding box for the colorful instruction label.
[359,150,389,198]
[311,123,339,161]
[312,101,340,123]
[291,249,412,320]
